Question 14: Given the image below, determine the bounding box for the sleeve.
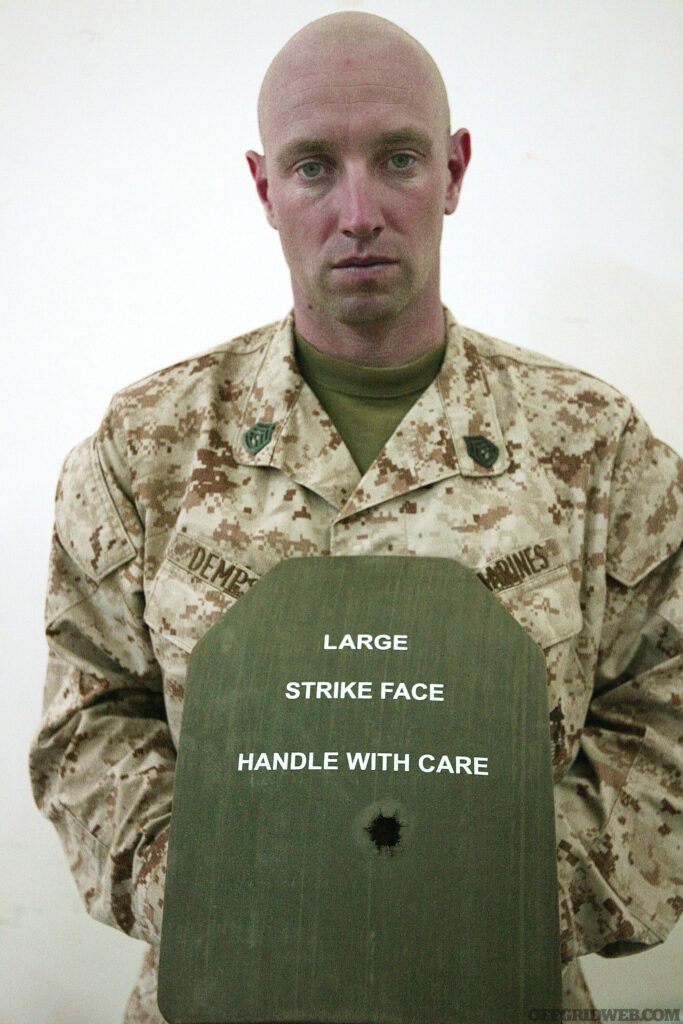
[29,411,174,946]
[555,406,683,962]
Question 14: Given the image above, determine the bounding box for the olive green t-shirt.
[295,332,446,475]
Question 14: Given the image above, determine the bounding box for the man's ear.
[444,129,471,216]
[245,151,278,230]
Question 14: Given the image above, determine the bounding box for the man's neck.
[291,299,447,367]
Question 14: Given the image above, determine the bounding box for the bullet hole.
[366,813,401,853]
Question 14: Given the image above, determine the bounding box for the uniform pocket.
[145,532,260,654]
[55,436,136,583]
[494,565,585,777]
[496,566,583,650]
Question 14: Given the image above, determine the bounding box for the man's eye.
[297,161,324,179]
[388,153,415,170]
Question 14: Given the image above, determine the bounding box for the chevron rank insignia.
[464,434,499,468]
[243,421,275,454]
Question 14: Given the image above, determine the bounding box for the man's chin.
[327,291,406,326]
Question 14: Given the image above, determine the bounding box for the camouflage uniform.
[30,310,683,1023]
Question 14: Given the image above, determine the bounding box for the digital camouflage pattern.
[30,310,683,1023]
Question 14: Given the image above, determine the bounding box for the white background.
[2,1,681,1021]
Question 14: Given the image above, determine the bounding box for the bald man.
[30,12,682,1023]
[247,13,464,367]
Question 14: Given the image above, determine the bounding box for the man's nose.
[337,167,384,240]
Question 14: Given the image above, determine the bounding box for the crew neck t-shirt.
[294,332,447,475]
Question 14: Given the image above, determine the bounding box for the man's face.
[248,39,469,333]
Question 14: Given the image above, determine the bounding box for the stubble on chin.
[318,268,414,327]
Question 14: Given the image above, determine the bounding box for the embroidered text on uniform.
[477,543,551,593]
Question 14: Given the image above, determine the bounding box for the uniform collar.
[233,309,508,514]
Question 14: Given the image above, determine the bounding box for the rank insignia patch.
[464,434,499,468]
[243,421,275,454]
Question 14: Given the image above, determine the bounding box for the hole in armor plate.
[366,812,401,853]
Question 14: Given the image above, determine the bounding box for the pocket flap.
[497,567,583,649]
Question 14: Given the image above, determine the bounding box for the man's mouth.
[333,256,397,269]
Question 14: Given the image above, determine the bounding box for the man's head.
[247,12,470,361]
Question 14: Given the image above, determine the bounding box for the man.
[30,11,682,1023]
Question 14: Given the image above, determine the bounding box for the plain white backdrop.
[2,1,681,1021]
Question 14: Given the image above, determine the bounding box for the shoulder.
[455,323,641,466]
[461,323,633,425]
[84,319,282,509]
[94,319,284,469]
[106,319,279,428]
[459,322,682,584]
